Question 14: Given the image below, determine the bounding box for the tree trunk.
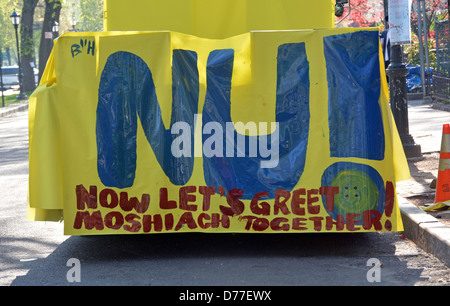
[20,0,39,92]
[38,0,62,83]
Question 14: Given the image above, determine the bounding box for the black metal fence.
[434,19,450,101]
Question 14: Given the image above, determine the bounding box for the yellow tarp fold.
[104,0,335,38]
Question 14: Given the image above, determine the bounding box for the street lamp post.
[387,45,421,158]
[10,11,27,101]
[385,1,421,158]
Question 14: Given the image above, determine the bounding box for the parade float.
[27,0,409,235]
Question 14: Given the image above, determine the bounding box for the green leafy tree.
[0,0,22,66]
[1,0,104,90]
[78,0,103,31]
[0,0,39,91]
[60,0,103,32]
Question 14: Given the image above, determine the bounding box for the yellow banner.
[28,28,409,235]
[104,0,335,38]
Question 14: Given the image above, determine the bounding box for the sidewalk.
[408,99,450,153]
[397,98,450,267]
[0,100,28,118]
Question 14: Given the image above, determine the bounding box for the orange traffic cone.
[425,123,450,211]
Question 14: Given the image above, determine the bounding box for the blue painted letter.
[96,50,199,188]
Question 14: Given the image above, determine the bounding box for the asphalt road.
[1,110,449,287]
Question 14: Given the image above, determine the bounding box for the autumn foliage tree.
[336,0,448,32]
[336,0,384,28]
[411,0,448,39]
[407,0,448,69]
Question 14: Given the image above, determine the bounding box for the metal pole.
[383,0,388,28]
[387,45,422,158]
[386,0,422,158]
[0,46,5,107]
[417,0,426,98]
[13,23,27,101]
[421,0,431,97]
[435,16,440,73]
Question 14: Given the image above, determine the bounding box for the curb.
[0,102,29,118]
[398,196,450,267]
[432,102,450,112]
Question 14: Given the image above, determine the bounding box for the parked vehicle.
[0,66,38,90]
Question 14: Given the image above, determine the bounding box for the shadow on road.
[11,232,428,286]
